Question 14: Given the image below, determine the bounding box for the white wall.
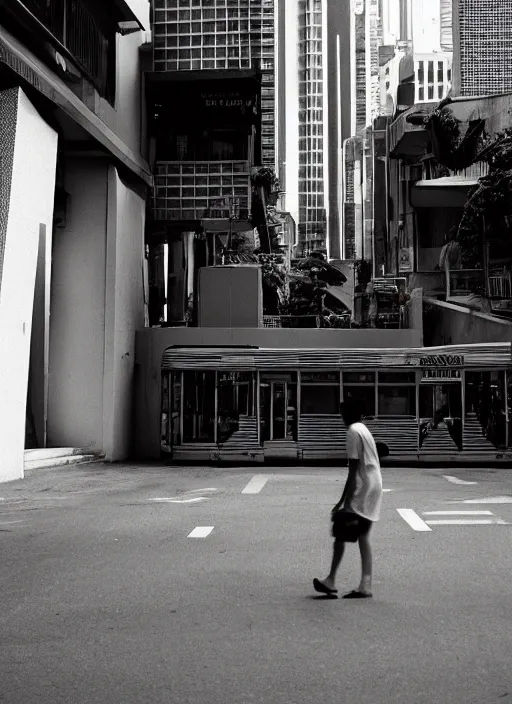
[0,88,57,482]
[48,160,146,460]
[103,167,146,460]
[48,159,108,452]
[95,1,151,159]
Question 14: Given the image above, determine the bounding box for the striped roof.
[161,342,512,370]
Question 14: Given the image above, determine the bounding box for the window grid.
[457,0,512,95]
[152,0,276,166]
[297,0,326,244]
[153,161,251,221]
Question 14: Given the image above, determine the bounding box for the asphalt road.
[1,462,512,704]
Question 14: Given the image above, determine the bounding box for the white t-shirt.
[345,422,383,522]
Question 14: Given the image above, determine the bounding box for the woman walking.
[313,399,383,599]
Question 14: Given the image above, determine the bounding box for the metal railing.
[19,0,113,100]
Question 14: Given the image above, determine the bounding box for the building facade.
[0,0,151,483]
[452,0,512,97]
[152,0,276,167]
[277,0,350,260]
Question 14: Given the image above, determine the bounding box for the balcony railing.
[19,0,114,101]
[153,161,251,222]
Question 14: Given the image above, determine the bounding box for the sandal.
[313,578,338,595]
[342,590,372,599]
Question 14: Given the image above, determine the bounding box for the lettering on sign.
[219,372,250,384]
[419,355,464,366]
[422,369,462,380]
[301,372,339,383]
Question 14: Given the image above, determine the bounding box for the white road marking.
[397,508,432,531]
[423,510,493,516]
[425,519,508,525]
[188,526,214,538]
[0,520,24,525]
[454,496,512,504]
[443,475,478,485]
[383,489,394,492]
[149,497,208,503]
[242,475,269,494]
[188,488,217,493]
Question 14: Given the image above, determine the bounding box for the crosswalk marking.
[397,509,432,531]
[425,519,507,525]
[188,526,214,538]
[443,475,478,485]
[455,496,512,504]
[242,475,269,494]
[423,510,493,516]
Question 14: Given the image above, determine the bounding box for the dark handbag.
[331,509,362,542]
[376,441,389,458]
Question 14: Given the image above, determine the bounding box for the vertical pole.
[505,370,509,448]
[461,370,466,452]
[297,371,301,442]
[256,371,261,446]
[270,382,274,441]
[416,371,420,452]
[214,371,218,445]
[179,371,184,445]
[374,372,378,418]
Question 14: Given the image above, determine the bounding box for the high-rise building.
[452,0,512,97]
[277,0,351,259]
[152,0,276,166]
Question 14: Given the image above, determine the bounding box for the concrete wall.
[48,159,108,452]
[0,88,58,482]
[134,326,424,459]
[48,160,146,460]
[103,167,146,460]
[424,298,512,347]
[91,1,151,160]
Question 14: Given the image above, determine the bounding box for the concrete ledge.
[24,453,105,471]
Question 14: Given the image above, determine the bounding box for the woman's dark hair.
[340,399,365,425]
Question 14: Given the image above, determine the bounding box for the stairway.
[463,413,498,452]
[420,422,458,453]
[221,416,260,448]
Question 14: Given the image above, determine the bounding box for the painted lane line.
[423,510,493,516]
[425,519,508,525]
[149,497,208,503]
[188,526,214,538]
[454,496,512,504]
[242,475,269,494]
[443,475,478,485]
[396,509,432,532]
[0,520,24,525]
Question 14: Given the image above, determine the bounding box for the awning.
[112,0,147,30]
[411,177,478,208]
[0,25,152,186]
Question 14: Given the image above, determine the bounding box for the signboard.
[421,369,462,381]
[219,372,251,384]
[301,372,339,383]
[419,355,464,366]
[398,247,414,273]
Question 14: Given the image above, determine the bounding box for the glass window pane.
[343,386,375,417]
[183,371,216,443]
[301,386,339,414]
[344,372,375,384]
[378,387,415,415]
[378,371,416,384]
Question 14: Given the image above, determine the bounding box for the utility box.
[198,265,263,327]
